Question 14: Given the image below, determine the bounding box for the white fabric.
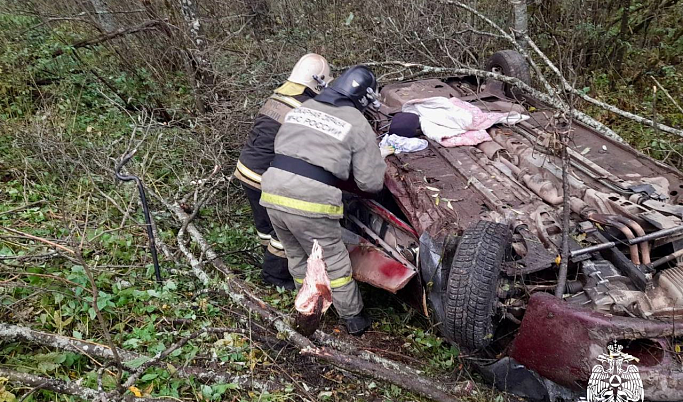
[380,145,395,158]
[379,134,428,154]
[402,97,529,147]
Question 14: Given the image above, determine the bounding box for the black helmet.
[324,66,378,111]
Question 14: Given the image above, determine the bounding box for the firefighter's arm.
[351,123,386,194]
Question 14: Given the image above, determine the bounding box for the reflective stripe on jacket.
[260,99,386,219]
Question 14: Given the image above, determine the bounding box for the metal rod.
[570,242,616,258]
[115,150,162,283]
[648,248,683,270]
[627,225,683,244]
[347,215,417,271]
[570,224,683,259]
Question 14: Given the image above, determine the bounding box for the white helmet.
[287,53,332,94]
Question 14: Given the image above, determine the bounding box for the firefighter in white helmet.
[234,53,332,290]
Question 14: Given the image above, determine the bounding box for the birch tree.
[510,0,528,49]
[179,0,215,113]
[89,0,116,32]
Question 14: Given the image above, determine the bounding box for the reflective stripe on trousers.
[293,274,353,289]
[267,239,287,258]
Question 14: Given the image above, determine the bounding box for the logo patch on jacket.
[284,107,352,141]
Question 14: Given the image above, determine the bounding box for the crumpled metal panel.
[348,238,416,293]
[510,293,683,401]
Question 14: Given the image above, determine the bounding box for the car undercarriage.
[341,55,683,401]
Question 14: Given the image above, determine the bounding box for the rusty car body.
[341,54,683,401]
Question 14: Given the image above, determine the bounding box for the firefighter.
[260,66,386,335]
[234,54,332,290]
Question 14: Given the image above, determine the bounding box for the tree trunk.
[178,0,215,113]
[614,0,631,74]
[89,0,117,32]
[510,0,528,49]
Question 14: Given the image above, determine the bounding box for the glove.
[380,145,395,159]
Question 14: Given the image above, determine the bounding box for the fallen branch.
[302,347,474,399]
[522,34,683,138]
[650,76,683,115]
[1,227,75,255]
[161,198,472,402]
[0,200,46,216]
[51,20,162,58]
[0,323,276,391]
[366,61,623,142]
[0,367,171,402]
[0,323,138,361]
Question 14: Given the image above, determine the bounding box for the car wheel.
[485,50,531,98]
[442,220,510,351]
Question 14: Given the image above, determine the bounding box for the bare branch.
[453,28,504,38]
[0,367,172,402]
[0,323,277,391]
[1,227,75,255]
[366,61,624,141]
[523,34,683,138]
[650,76,683,115]
[302,347,474,400]
[51,20,162,58]
[160,195,474,402]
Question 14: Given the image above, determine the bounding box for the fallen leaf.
[129,386,143,398]
[446,200,453,210]
[581,147,590,155]
[425,186,440,192]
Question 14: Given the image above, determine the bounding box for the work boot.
[262,272,295,290]
[342,311,371,336]
[262,250,295,290]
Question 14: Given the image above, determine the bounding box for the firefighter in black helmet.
[260,66,386,335]
[234,54,332,290]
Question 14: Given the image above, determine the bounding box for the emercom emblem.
[586,341,644,402]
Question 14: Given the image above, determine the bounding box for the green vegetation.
[1,0,681,401]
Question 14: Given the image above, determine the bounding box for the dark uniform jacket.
[235,86,315,189]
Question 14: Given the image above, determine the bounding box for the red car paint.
[348,240,416,293]
[511,293,683,401]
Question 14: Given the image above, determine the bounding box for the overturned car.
[342,51,683,401]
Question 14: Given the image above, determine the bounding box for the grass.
[1,4,681,402]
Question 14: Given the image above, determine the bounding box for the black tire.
[485,50,531,98]
[443,220,510,351]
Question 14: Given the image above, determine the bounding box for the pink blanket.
[402,97,529,147]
